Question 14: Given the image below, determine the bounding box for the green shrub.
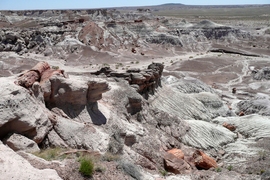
[52,66,59,70]
[160,169,168,176]
[227,165,233,171]
[79,156,94,177]
[216,167,222,172]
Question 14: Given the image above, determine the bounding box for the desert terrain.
[0,4,270,180]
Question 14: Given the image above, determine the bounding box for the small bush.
[160,169,168,176]
[216,167,222,172]
[189,56,193,58]
[52,66,59,70]
[227,165,233,171]
[135,61,139,64]
[170,60,173,63]
[79,156,94,177]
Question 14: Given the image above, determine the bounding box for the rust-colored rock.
[164,152,191,174]
[16,61,50,88]
[193,150,217,170]
[223,122,236,131]
[167,148,184,160]
[16,61,67,88]
[239,111,245,116]
[40,69,66,84]
[32,61,50,74]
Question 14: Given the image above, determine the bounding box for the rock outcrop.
[193,150,218,170]
[5,133,40,153]
[92,62,164,98]
[164,152,191,174]
[0,141,62,180]
[0,77,53,143]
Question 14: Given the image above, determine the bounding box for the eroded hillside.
[0,6,270,180]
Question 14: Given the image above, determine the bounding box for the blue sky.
[0,0,269,10]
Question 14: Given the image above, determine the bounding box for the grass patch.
[33,147,64,161]
[160,169,168,176]
[102,152,120,162]
[79,156,94,177]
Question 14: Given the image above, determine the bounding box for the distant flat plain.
[153,6,270,24]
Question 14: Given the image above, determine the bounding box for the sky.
[0,0,269,10]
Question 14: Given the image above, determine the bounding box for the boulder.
[47,129,68,148]
[5,133,40,153]
[222,122,236,131]
[41,76,109,106]
[193,150,218,170]
[167,148,184,160]
[164,152,191,174]
[0,77,53,143]
[53,117,109,151]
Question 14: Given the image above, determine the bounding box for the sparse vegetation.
[102,152,120,162]
[79,156,94,177]
[52,66,59,70]
[102,63,110,67]
[160,169,168,176]
[33,147,64,161]
[95,166,106,173]
[227,165,233,171]
[216,167,222,172]
[189,56,193,58]
[258,150,267,161]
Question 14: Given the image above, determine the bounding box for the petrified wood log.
[193,150,217,170]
